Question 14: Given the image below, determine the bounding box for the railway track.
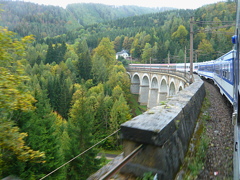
[197,80,233,179]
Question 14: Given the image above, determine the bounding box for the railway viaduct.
[88,67,205,180]
[127,68,191,108]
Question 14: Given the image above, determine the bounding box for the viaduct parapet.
[120,74,205,179]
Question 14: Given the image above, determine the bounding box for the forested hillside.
[38,1,235,63]
[1,31,133,179]
[0,1,75,39]
[66,3,173,26]
[0,1,172,39]
[0,0,237,179]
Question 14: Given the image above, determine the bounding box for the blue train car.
[197,50,234,104]
[214,50,234,104]
[197,60,215,79]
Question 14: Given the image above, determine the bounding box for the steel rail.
[99,144,143,180]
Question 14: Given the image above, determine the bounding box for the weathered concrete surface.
[139,85,149,105]
[120,75,205,180]
[130,83,140,94]
[148,88,158,108]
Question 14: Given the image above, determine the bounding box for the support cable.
[39,129,120,180]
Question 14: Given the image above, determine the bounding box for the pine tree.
[58,41,67,63]
[45,42,55,64]
[109,94,131,148]
[36,55,42,65]
[66,86,100,179]
[75,40,92,81]
[15,85,67,179]
[114,36,122,52]
[47,71,73,119]
[91,54,108,84]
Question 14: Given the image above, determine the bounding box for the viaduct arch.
[127,69,190,109]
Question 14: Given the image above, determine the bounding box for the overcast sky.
[24,0,225,9]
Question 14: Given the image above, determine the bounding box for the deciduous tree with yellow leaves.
[0,27,45,178]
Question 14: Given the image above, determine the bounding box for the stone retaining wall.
[120,75,205,179]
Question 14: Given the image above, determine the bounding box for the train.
[128,62,199,73]
[197,50,235,104]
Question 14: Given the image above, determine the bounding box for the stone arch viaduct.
[127,68,191,108]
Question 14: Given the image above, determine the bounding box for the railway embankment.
[196,80,233,179]
[170,80,233,179]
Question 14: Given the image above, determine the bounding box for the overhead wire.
[39,129,120,180]
[195,20,235,24]
[193,20,235,35]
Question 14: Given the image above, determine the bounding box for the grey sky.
[24,0,225,9]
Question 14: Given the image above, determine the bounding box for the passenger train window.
[226,64,229,79]
[222,63,230,80]
[215,64,220,75]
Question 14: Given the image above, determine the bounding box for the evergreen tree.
[75,40,92,81]
[67,85,100,179]
[58,41,67,63]
[113,36,123,52]
[91,54,108,84]
[47,74,61,112]
[47,70,73,119]
[36,55,42,65]
[45,42,55,64]
[94,95,113,144]
[15,85,66,179]
[109,94,131,148]
[87,83,109,140]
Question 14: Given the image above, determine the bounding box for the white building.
[116,50,130,59]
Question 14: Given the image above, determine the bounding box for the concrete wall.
[120,75,205,179]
